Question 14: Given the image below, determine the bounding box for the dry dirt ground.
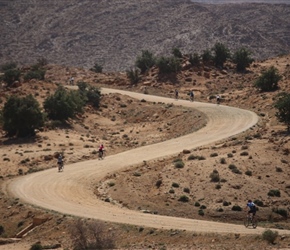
[0,55,290,249]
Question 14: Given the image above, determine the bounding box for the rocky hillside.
[1,0,290,71]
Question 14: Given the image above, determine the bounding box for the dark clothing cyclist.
[246,200,256,217]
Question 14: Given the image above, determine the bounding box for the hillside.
[1,0,290,71]
[0,53,290,249]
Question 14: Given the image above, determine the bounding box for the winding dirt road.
[3,88,290,235]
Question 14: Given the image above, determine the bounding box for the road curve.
[3,88,289,235]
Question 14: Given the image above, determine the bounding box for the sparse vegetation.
[274,92,290,131]
[254,66,282,92]
[262,229,278,244]
[268,189,281,197]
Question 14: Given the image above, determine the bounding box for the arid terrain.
[0,52,289,249]
[1,0,290,71]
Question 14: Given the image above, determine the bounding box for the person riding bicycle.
[57,154,64,170]
[98,144,104,158]
[189,90,194,101]
[216,95,220,104]
[246,200,256,219]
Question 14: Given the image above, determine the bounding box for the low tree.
[90,63,103,73]
[23,64,46,81]
[77,82,101,108]
[126,68,141,85]
[202,49,213,64]
[2,95,44,137]
[189,53,200,66]
[232,48,254,72]
[44,86,85,121]
[212,42,231,68]
[274,92,290,131]
[135,50,156,73]
[1,62,17,71]
[254,66,282,92]
[172,47,183,58]
[156,56,181,74]
[3,68,21,86]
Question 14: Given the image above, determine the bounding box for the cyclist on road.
[189,90,194,102]
[98,144,104,158]
[246,200,256,219]
[57,154,64,171]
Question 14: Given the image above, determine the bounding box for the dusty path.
[3,88,290,236]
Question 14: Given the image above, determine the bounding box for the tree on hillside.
[232,48,254,72]
[23,64,46,82]
[254,66,282,92]
[2,95,44,137]
[126,68,141,85]
[189,53,200,66]
[202,49,213,64]
[212,42,230,68]
[90,63,103,73]
[44,86,85,121]
[1,62,21,86]
[172,47,183,58]
[274,92,290,131]
[135,50,156,74]
[156,56,181,74]
[77,81,101,108]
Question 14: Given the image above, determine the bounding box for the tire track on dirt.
[3,88,290,235]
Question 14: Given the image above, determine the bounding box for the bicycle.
[58,162,64,172]
[244,215,257,228]
[98,150,106,160]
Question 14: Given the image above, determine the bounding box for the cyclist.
[175,89,179,100]
[246,200,256,220]
[57,154,64,171]
[216,95,220,104]
[189,90,194,102]
[98,144,104,158]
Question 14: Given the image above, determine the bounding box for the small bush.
[245,170,252,176]
[174,161,185,169]
[273,208,288,218]
[223,201,229,206]
[187,154,197,160]
[194,202,200,207]
[200,205,207,209]
[268,189,281,197]
[210,171,220,182]
[232,205,242,211]
[210,152,218,157]
[262,229,278,244]
[0,225,4,235]
[228,164,237,170]
[169,189,175,194]
[172,182,179,188]
[30,243,43,250]
[156,180,162,188]
[183,187,190,193]
[254,200,264,207]
[220,157,226,164]
[197,156,206,160]
[276,167,283,172]
[178,195,189,202]
[227,153,233,158]
[198,209,204,216]
[215,184,221,189]
[240,151,249,156]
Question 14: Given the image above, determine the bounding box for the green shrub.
[200,205,207,209]
[254,200,264,207]
[276,167,283,172]
[156,180,162,188]
[135,50,156,73]
[255,66,282,92]
[228,164,237,170]
[240,151,249,156]
[30,243,43,250]
[223,201,230,206]
[187,154,197,160]
[245,170,252,176]
[197,156,206,160]
[0,225,4,235]
[189,53,200,66]
[156,56,181,74]
[273,208,288,218]
[90,63,103,73]
[215,184,221,189]
[231,205,242,211]
[210,171,220,182]
[183,187,190,193]
[178,195,189,202]
[210,152,218,157]
[169,189,175,194]
[268,189,280,197]
[2,95,44,137]
[262,229,278,244]
[220,157,226,164]
[174,161,185,169]
[194,202,200,207]
[3,68,21,86]
[172,182,179,188]
[1,62,17,71]
[126,68,141,85]
[24,69,46,81]
[198,209,204,216]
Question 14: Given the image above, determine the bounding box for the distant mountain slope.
[1,0,290,71]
